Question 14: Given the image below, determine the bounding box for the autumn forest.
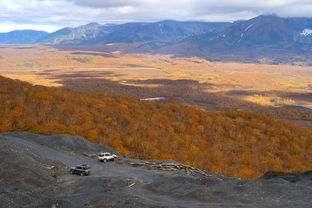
[1,76,311,179]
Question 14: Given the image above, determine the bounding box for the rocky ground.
[0,132,312,208]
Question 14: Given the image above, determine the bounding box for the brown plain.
[0,44,311,108]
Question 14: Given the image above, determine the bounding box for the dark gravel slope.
[0,132,311,208]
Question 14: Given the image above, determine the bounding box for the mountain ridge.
[1,15,312,63]
[0,30,48,44]
[38,20,230,45]
[1,20,231,44]
[158,15,312,63]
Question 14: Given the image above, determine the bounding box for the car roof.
[77,164,90,168]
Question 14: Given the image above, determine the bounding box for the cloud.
[66,0,142,8]
[0,0,312,32]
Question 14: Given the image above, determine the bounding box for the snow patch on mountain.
[244,23,254,32]
[158,24,164,34]
[300,29,312,36]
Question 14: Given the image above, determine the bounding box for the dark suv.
[69,164,91,176]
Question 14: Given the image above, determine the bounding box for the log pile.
[119,160,221,179]
[83,153,97,157]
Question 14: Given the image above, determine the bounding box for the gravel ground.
[0,132,311,208]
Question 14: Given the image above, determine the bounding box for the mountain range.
[37,20,230,44]
[0,30,48,44]
[167,15,312,63]
[1,15,312,63]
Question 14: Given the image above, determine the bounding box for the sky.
[0,0,312,32]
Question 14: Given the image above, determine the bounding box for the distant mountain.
[209,15,312,47]
[0,30,48,44]
[99,20,230,43]
[50,15,312,64]
[166,15,312,63]
[1,16,312,64]
[37,20,230,45]
[38,23,108,44]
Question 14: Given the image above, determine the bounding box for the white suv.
[98,152,117,162]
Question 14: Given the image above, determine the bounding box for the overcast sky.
[0,0,312,32]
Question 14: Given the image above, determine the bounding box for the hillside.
[38,21,229,45]
[1,132,312,208]
[37,23,107,45]
[186,15,312,49]
[53,15,312,64]
[0,76,311,179]
[0,30,48,44]
[167,15,312,63]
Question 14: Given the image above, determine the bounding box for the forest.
[0,76,311,179]
[61,78,312,123]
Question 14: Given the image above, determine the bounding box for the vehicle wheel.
[104,159,107,163]
[69,170,73,174]
[80,172,84,176]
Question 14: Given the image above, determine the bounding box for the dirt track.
[1,132,312,208]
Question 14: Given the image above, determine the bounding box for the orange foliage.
[0,76,311,179]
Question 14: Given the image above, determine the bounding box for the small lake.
[274,105,312,110]
[140,97,165,101]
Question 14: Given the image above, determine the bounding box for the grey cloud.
[190,0,312,15]
[1,0,312,32]
[66,0,142,8]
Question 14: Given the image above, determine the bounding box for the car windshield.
[77,165,90,169]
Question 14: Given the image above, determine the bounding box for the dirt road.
[1,132,311,208]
